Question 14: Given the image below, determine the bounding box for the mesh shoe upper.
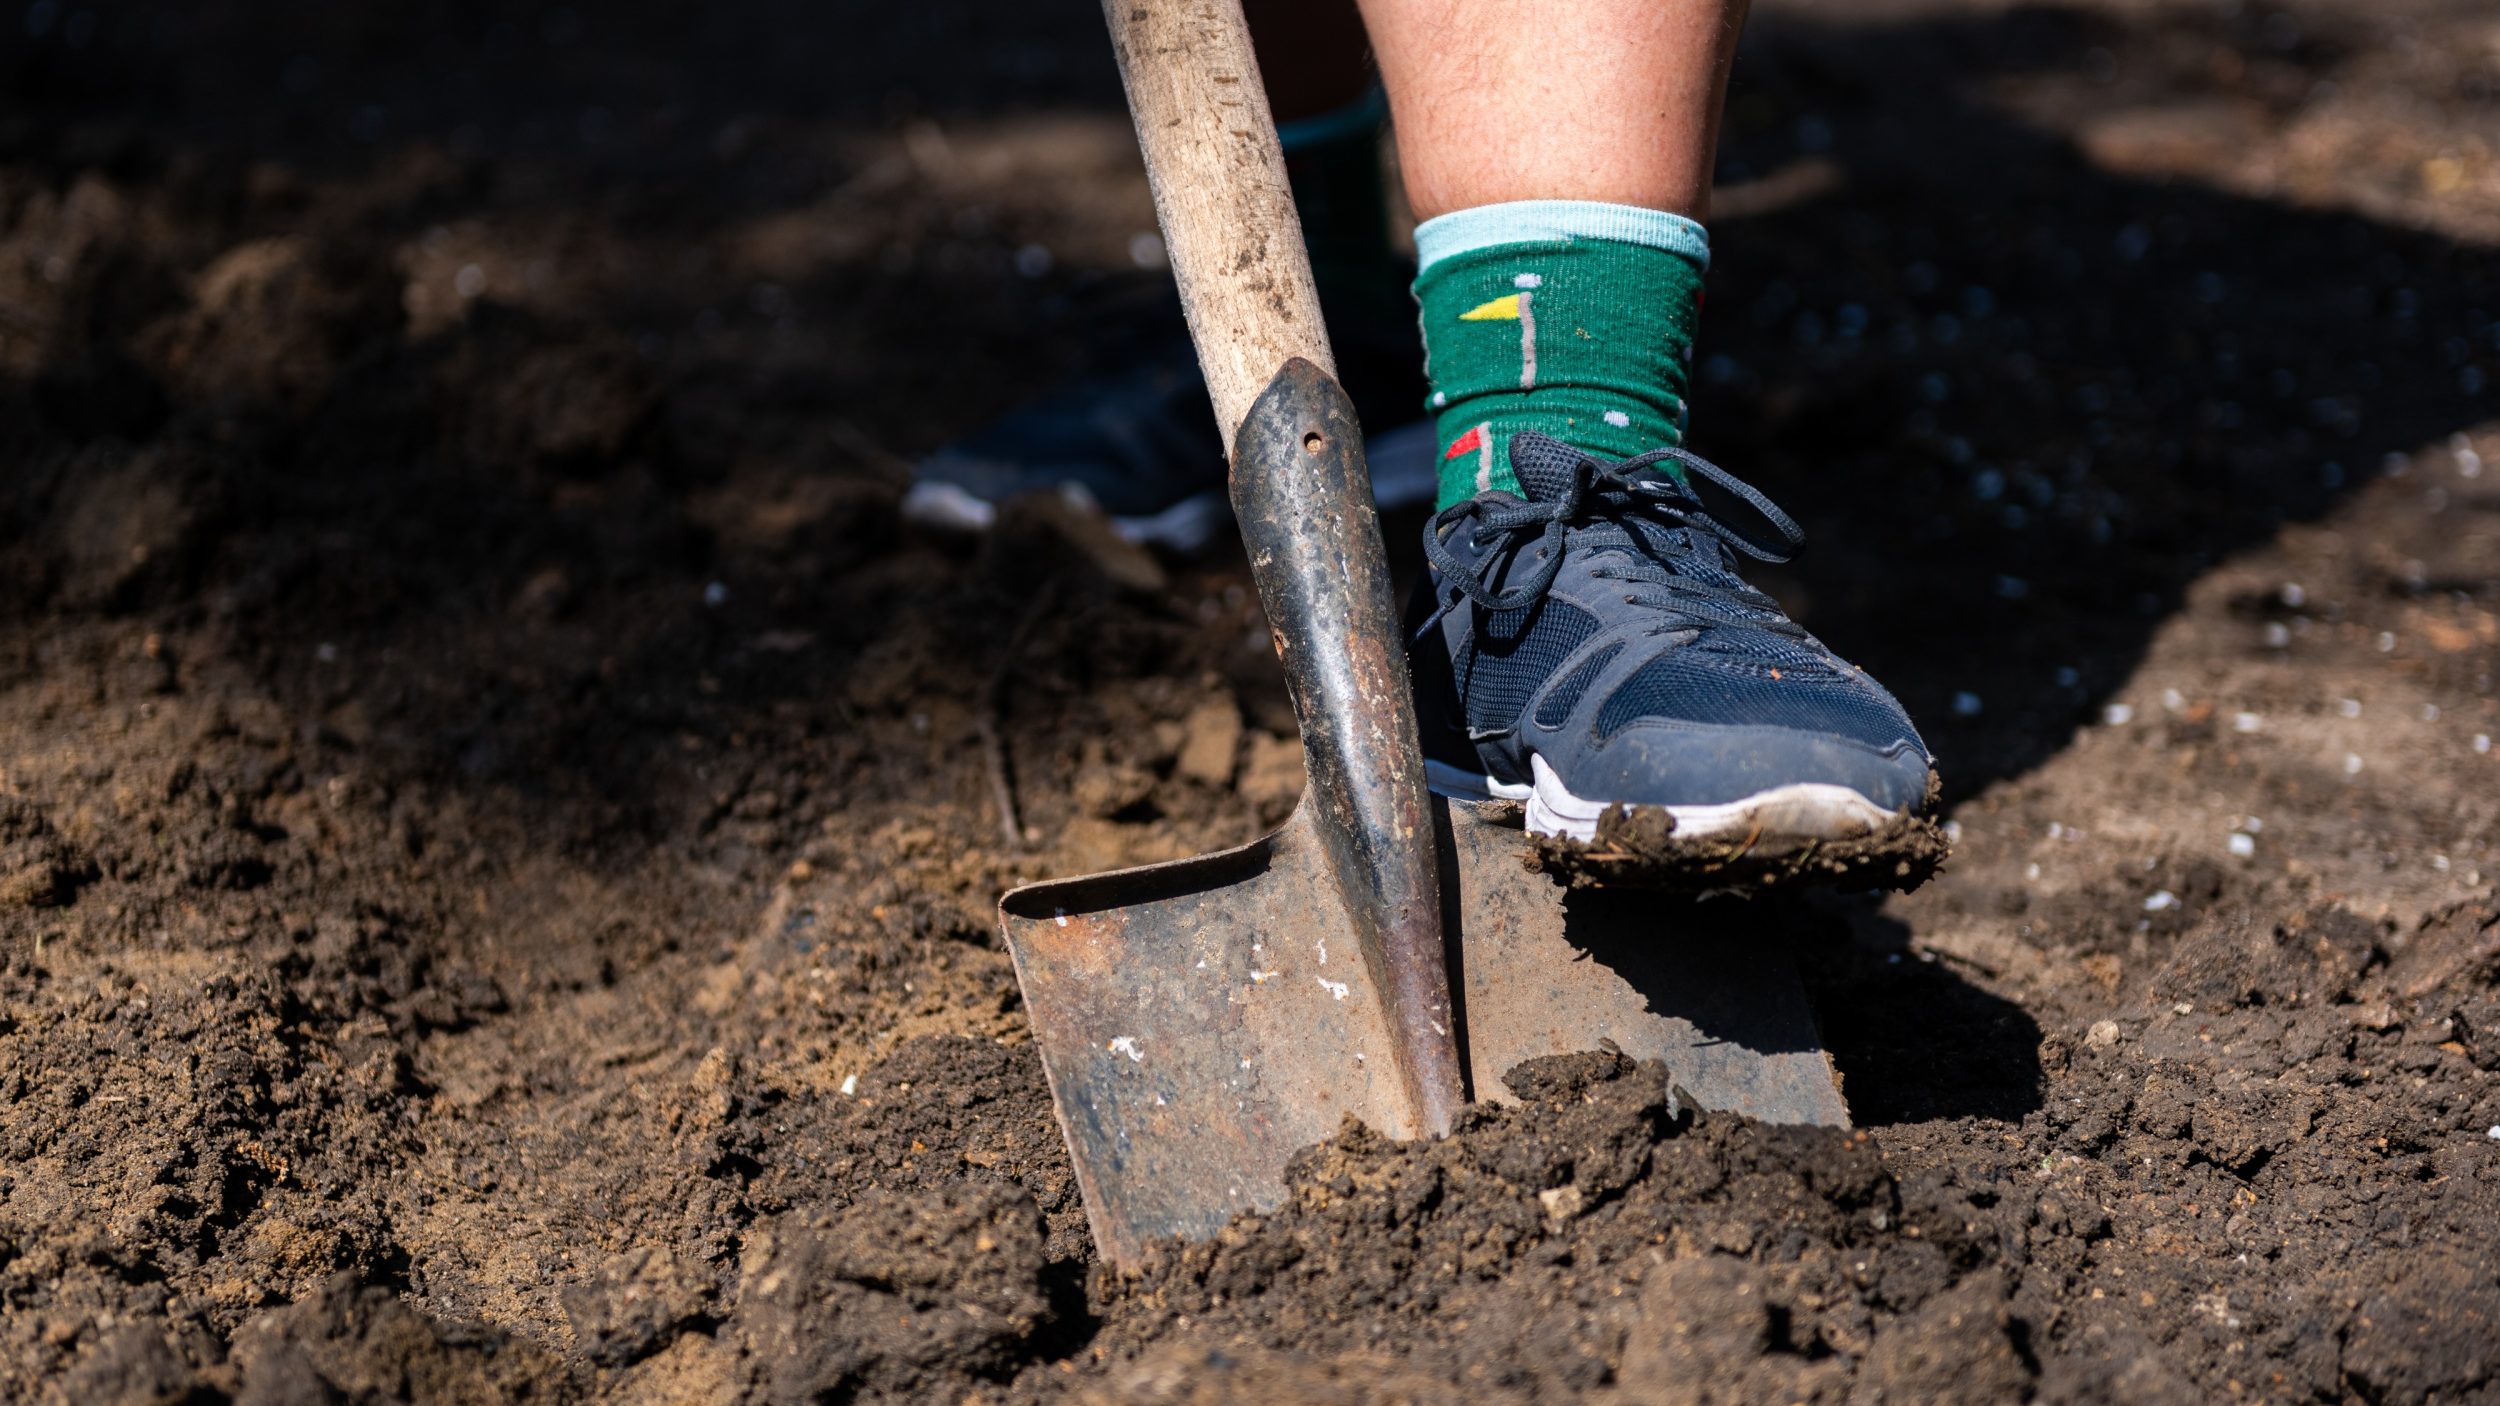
[1410,433,1933,812]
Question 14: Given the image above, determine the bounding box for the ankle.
[1412,200,1708,509]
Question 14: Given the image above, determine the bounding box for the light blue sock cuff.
[1413,199,1709,272]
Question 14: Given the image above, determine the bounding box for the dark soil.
[5,0,2500,1402]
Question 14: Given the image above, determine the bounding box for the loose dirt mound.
[1091,1053,2016,1406]
[4,0,2500,1402]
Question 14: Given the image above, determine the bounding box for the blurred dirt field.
[3,0,2498,1400]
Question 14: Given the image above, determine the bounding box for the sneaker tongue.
[1505,432,1589,503]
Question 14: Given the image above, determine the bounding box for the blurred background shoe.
[906,88,1434,551]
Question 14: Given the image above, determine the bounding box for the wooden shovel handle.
[1099,0,1338,454]
[1103,2,1466,1137]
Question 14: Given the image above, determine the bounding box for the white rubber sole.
[1426,754,1897,845]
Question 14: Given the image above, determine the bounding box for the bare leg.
[1353,0,1749,220]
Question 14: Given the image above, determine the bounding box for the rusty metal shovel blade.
[1003,362,1464,1269]
[1002,801,1434,1266]
[1002,365,1849,1270]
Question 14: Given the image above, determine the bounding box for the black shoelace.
[1417,443,1808,639]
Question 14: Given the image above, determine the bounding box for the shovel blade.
[1002,803,1429,1269]
[1003,799,1848,1270]
[1441,801,1851,1124]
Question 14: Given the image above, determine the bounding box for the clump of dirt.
[223,1274,573,1404]
[140,233,404,410]
[734,1185,1061,1404]
[561,1247,717,1369]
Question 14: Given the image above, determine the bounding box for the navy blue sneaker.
[1410,433,1943,887]
[904,353,1438,551]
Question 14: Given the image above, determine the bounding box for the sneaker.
[910,347,1440,550]
[904,352,1439,552]
[1409,432,1944,889]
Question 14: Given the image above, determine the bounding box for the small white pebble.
[2263,622,2291,648]
[2338,698,2362,718]
[2103,703,2134,726]
[2242,816,2264,833]
[2025,862,2041,880]
[2280,582,2306,607]
[839,1074,858,1096]
[2377,631,2397,652]
[2488,1126,2500,1141]
[703,580,729,607]
[2161,688,2185,711]
[2433,854,2451,872]
[2173,1002,2195,1016]
[2344,753,2364,775]
[2227,833,2255,858]
[1942,820,1964,845]
[1952,690,1984,717]
[2476,734,2492,754]
[2423,704,2442,721]
[2144,889,2178,911]
[2233,712,2263,733]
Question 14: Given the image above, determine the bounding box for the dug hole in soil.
[4,0,2499,1402]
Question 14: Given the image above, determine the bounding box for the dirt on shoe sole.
[1520,777,1952,894]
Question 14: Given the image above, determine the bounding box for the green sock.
[1413,201,1709,508]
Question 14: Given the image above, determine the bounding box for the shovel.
[1000,0,1850,1271]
